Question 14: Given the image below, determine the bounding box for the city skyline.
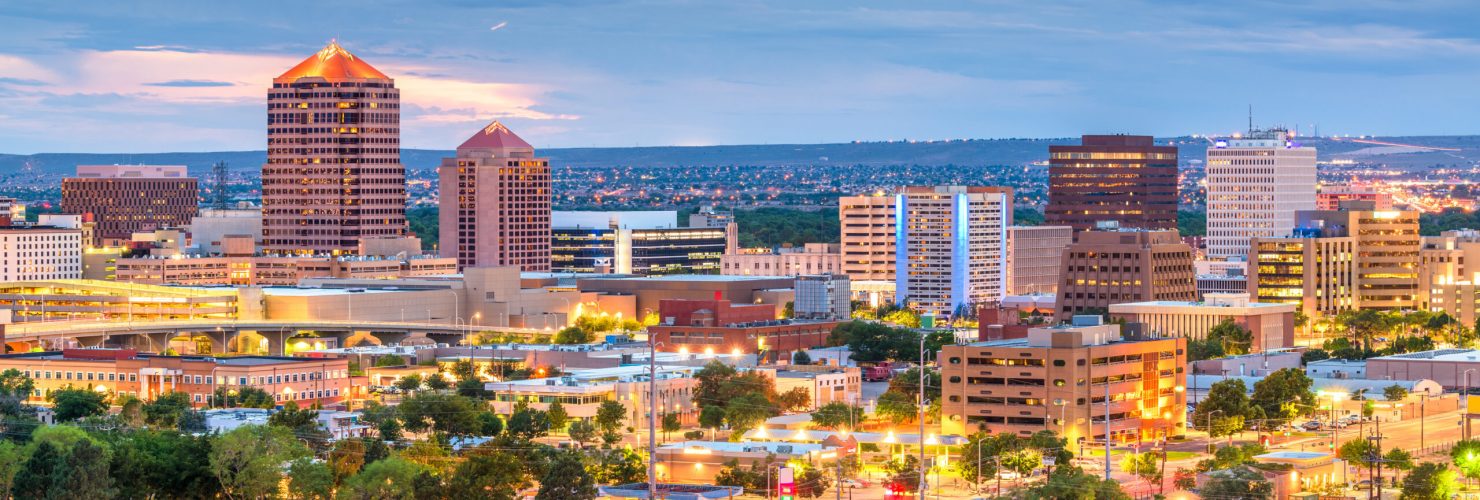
[2,1,1479,153]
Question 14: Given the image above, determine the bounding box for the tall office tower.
[262,41,406,255]
[438,121,551,271]
[61,165,198,247]
[1055,223,1196,320]
[838,192,897,306]
[1205,129,1316,259]
[1249,233,1356,345]
[1295,202,1420,311]
[894,186,1012,319]
[1045,135,1178,233]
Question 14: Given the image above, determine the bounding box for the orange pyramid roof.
[276,41,389,82]
[459,121,533,150]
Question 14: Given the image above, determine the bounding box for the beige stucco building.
[1008,225,1072,295]
[1108,293,1295,352]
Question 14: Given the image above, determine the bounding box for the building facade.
[262,41,406,255]
[552,211,729,275]
[1008,225,1073,295]
[1055,226,1196,319]
[1317,185,1392,211]
[647,299,836,360]
[437,121,551,271]
[1108,293,1296,352]
[838,193,896,304]
[1247,234,1357,323]
[0,227,83,282]
[939,319,1187,444]
[1296,206,1420,311]
[794,274,851,320]
[1045,135,1179,233]
[1418,230,1480,324]
[894,186,1012,319]
[61,165,197,247]
[0,349,352,408]
[115,254,457,286]
[721,243,842,276]
[1204,129,1317,260]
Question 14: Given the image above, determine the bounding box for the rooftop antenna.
[1247,104,1254,135]
[211,161,229,210]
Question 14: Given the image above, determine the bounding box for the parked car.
[1302,421,1323,431]
[1330,420,1349,429]
[842,479,870,489]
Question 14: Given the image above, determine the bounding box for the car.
[997,471,1021,480]
[1302,421,1323,431]
[843,479,870,489]
[1330,420,1349,429]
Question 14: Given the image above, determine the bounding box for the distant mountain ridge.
[3,135,1477,177]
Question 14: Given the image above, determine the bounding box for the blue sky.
[1,0,1478,153]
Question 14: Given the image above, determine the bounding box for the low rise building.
[1108,293,1296,352]
[758,365,862,410]
[1366,349,1480,389]
[551,211,733,275]
[114,254,457,286]
[1304,358,1366,380]
[1188,351,1302,377]
[939,317,1187,444]
[793,274,850,320]
[721,243,841,276]
[0,348,354,408]
[576,274,794,319]
[654,441,835,484]
[485,365,698,431]
[647,299,838,360]
[0,226,84,281]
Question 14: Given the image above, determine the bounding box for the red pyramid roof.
[276,41,389,82]
[459,120,533,150]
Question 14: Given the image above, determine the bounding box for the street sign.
[778,467,795,500]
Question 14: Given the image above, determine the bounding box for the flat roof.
[658,440,827,454]
[1256,451,1331,460]
[1110,300,1289,309]
[592,274,792,282]
[259,287,406,297]
[1370,349,1480,362]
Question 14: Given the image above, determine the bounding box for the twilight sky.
[1,0,1478,153]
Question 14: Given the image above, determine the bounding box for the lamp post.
[917,334,927,499]
[1204,409,1223,453]
[647,337,663,500]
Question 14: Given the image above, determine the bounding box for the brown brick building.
[61,165,197,247]
[1055,227,1196,320]
[1046,135,1178,233]
[262,41,406,255]
[647,299,838,359]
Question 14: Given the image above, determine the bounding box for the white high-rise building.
[0,227,83,281]
[1205,129,1316,260]
[893,186,1012,319]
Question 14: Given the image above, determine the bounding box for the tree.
[1172,467,1197,490]
[46,387,108,422]
[536,451,597,500]
[791,350,811,365]
[545,400,571,433]
[887,367,942,403]
[109,430,215,499]
[447,445,529,500]
[590,448,646,486]
[1385,384,1411,401]
[208,425,312,500]
[1187,337,1225,362]
[374,353,407,367]
[395,374,423,393]
[886,455,922,493]
[1338,438,1379,469]
[568,420,597,445]
[775,387,812,412]
[212,387,275,409]
[594,400,626,436]
[59,439,117,498]
[1302,349,1331,363]
[1193,379,1251,439]
[1209,318,1254,356]
[661,413,681,442]
[507,401,551,442]
[0,441,25,497]
[810,402,864,430]
[425,374,451,391]
[1199,466,1274,500]
[875,391,919,425]
[458,378,491,399]
[329,438,366,484]
[723,392,777,436]
[142,391,198,430]
[477,410,505,437]
[0,369,34,418]
[553,326,593,345]
[339,456,431,500]
[1023,466,1130,500]
[795,467,828,499]
[1386,448,1415,485]
[1403,462,1460,500]
[1450,440,1480,481]
[1249,368,1316,426]
[14,439,115,500]
[698,405,726,435]
[1120,451,1165,492]
[11,440,63,500]
[286,458,333,500]
[268,402,331,451]
[398,393,483,441]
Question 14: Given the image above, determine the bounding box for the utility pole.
[648,338,658,500]
[918,334,927,499]
[1104,370,1111,480]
